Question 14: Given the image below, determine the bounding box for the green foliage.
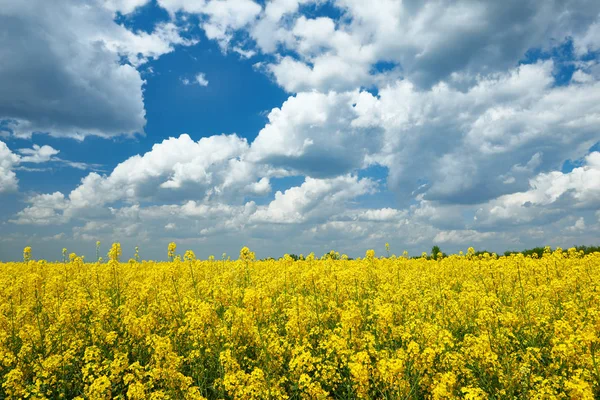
[574,245,600,254]
[503,245,600,257]
[431,245,442,260]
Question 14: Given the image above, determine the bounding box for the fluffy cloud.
[250,175,376,223]
[202,0,262,49]
[182,73,210,86]
[475,152,600,227]
[11,59,600,255]
[4,0,600,260]
[164,0,600,91]
[0,0,195,139]
[157,0,261,50]
[433,230,497,245]
[0,140,19,193]
[247,61,600,207]
[574,17,600,56]
[354,61,600,204]
[195,73,209,86]
[102,0,151,15]
[249,91,383,177]
[12,192,68,225]
[17,145,60,163]
[11,133,267,225]
[0,141,94,193]
[100,22,198,67]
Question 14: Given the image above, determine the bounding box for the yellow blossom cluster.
[0,246,599,399]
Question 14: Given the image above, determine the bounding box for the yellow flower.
[23,246,32,262]
[168,242,177,260]
[184,250,196,261]
[108,242,122,262]
[1,242,599,398]
[239,246,255,262]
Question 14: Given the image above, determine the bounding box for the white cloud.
[572,69,595,83]
[249,91,383,177]
[245,177,271,195]
[0,141,88,195]
[0,140,19,193]
[350,208,404,222]
[172,0,600,92]
[0,0,195,139]
[9,143,102,172]
[14,58,600,255]
[475,152,600,227]
[202,0,262,50]
[5,1,600,260]
[100,22,198,67]
[12,192,68,225]
[10,133,266,225]
[232,46,256,58]
[182,73,209,86]
[156,0,209,14]
[195,73,209,86]
[354,61,600,204]
[571,217,586,231]
[250,175,376,224]
[157,0,261,50]
[434,230,497,245]
[102,0,151,15]
[573,18,600,56]
[17,144,60,163]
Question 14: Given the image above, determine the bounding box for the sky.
[1,0,600,261]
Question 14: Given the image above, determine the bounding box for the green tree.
[431,245,442,260]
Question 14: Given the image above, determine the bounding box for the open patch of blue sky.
[520,40,579,86]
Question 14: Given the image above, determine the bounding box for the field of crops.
[1,245,599,399]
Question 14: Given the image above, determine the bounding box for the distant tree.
[575,245,600,254]
[322,250,340,260]
[522,247,545,258]
[431,245,442,260]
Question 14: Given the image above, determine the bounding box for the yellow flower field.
[1,245,599,399]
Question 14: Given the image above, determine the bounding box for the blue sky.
[1,0,600,261]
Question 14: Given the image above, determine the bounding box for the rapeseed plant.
[0,245,599,399]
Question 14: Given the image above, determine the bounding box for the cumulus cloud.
[160,0,600,91]
[4,0,600,260]
[102,0,151,15]
[10,58,600,255]
[573,18,600,56]
[17,145,60,163]
[250,175,376,223]
[247,61,600,208]
[0,0,196,139]
[157,0,261,50]
[0,141,98,194]
[11,192,69,225]
[433,230,497,245]
[249,91,383,177]
[0,140,19,193]
[474,152,600,227]
[11,133,266,225]
[100,21,198,67]
[354,61,600,204]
